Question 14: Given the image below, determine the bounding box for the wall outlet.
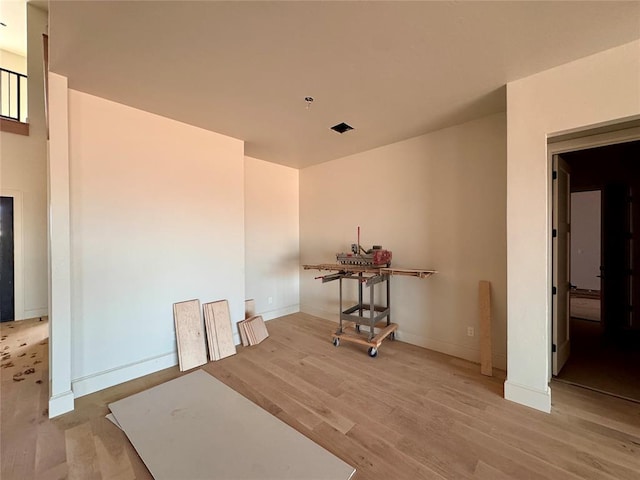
[467,326,474,337]
[268,296,273,305]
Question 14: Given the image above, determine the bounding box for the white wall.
[506,40,640,412]
[0,5,48,321]
[0,49,28,121]
[0,49,27,74]
[571,191,601,291]
[300,113,507,369]
[244,156,299,320]
[67,89,245,397]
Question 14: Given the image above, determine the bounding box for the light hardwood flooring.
[2,313,640,479]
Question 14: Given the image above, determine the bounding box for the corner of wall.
[504,379,551,413]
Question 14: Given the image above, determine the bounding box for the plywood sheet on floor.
[108,370,355,480]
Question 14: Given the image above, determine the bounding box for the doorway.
[552,139,640,402]
[1,196,15,322]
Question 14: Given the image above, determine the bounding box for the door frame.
[547,125,640,382]
[0,189,24,321]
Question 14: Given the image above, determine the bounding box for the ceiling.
[48,1,640,169]
[0,0,27,56]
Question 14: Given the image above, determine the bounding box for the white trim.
[504,380,551,413]
[1,189,24,321]
[546,125,640,383]
[23,307,48,319]
[72,351,178,398]
[48,389,74,418]
[261,304,300,322]
[47,72,73,412]
[301,305,339,323]
[302,305,507,370]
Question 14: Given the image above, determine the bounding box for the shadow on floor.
[555,317,640,403]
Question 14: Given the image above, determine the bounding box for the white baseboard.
[300,305,338,323]
[72,351,178,398]
[49,390,74,418]
[15,308,48,321]
[300,305,507,370]
[261,304,300,322]
[504,380,551,413]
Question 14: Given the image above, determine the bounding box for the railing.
[0,67,28,123]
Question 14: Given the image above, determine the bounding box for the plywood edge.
[479,280,492,376]
[203,303,221,361]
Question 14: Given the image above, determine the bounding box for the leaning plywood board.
[203,303,221,361]
[245,315,268,345]
[237,319,249,347]
[479,280,493,376]
[245,299,256,319]
[108,370,355,480]
[173,300,207,371]
[203,300,236,360]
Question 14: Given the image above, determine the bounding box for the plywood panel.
[245,315,269,345]
[237,319,249,347]
[203,303,220,361]
[173,300,207,371]
[479,281,492,376]
[245,299,256,319]
[203,300,236,360]
[108,370,355,480]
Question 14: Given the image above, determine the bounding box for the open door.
[553,155,571,375]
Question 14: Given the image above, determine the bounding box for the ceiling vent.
[331,122,354,134]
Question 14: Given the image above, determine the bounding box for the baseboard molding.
[300,305,339,323]
[300,305,506,370]
[504,380,551,413]
[23,308,48,320]
[72,351,178,398]
[261,304,300,322]
[49,390,74,418]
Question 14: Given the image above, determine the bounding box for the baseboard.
[261,304,300,322]
[300,305,507,370]
[16,308,48,321]
[49,390,74,418]
[72,351,178,398]
[504,380,551,413]
[300,305,339,323]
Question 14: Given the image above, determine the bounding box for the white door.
[553,155,571,375]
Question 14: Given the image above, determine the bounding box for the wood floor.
[2,313,640,479]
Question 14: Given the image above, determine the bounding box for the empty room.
[1,1,639,479]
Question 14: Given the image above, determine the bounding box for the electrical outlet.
[467,327,474,337]
[268,296,273,305]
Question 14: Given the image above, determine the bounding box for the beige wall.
[244,156,300,320]
[300,113,507,368]
[67,89,245,397]
[0,49,27,74]
[506,40,640,412]
[0,5,48,320]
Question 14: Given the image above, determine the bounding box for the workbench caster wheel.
[368,347,378,358]
[333,338,340,347]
